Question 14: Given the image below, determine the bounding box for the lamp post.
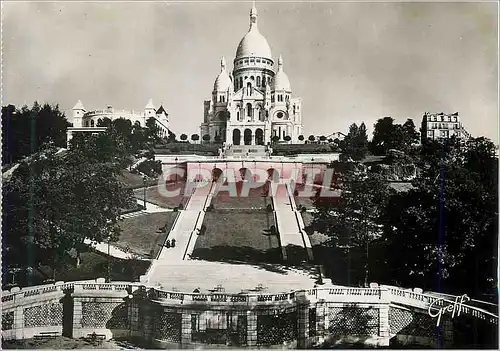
[107,237,111,283]
[143,175,147,209]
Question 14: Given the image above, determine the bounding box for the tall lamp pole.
[143,175,147,209]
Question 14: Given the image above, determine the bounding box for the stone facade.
[201,4,303,146]
[420,111,471,142]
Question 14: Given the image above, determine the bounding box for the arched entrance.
[233,129,241,145]
[244,129,252,145]
[267,168,280,183]
[239,168,252,181]
[255,128,264,145]
[212,168,223,182]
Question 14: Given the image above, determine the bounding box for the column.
[296,291,310,349]
[246,310,258,347]
[315,301,328,340]
[181,312,192,347]
[378,287,390,346]
[141,302,154,345]
[71,286,83,339]
[14,305,25,340]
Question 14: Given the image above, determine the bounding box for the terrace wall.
[2,280,497,349]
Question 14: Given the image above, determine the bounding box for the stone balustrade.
[2,279,497,348]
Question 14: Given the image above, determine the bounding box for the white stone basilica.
[201,3,303,146]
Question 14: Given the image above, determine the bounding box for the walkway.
[146,260,327,294]
[145,183,214,282]
[271,183,312,261]
[83,239,149,261]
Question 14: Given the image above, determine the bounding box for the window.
[262,77,266,87]
[90,120,94,127]
[277,112,284,119]
[247,103,253,117]
[247,82,252,95]
[239,77,243,88]
[237,111,240,120]
[256,59,261,63]
[250,76,254,81]
[256,76,261,86]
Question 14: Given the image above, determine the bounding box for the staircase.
[224,145,268,158]
[145,183,215,283]
[271,183,313,262]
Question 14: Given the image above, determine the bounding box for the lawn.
[212,184,271,210]
[5,247,150,290]
[192,210,281,263]
[115,212,178,258]
[133,184,188,209]
[117,170,158,189]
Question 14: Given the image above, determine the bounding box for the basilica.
[200,3,303,146]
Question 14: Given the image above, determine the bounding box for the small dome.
[272,55,291,91]
[213,57,231,91]
[214,71,232,91]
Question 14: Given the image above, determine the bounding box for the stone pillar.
[127,294,140,337]
[296,291,310,349]
[181,312,192,347]
[246,310,258,347]
[71,285,83,338]
[141,301,154,344]
[14,305,25,339]
[378,287,391,346]
[315,301,328,340]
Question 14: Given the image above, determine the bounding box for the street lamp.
[107,237,111,283]
[143,175,147,209]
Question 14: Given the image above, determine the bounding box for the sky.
[2,1,498,143]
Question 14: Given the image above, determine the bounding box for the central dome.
[235,3,273,60]
[235,28,273,59]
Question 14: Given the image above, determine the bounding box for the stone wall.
[2,280,497,349]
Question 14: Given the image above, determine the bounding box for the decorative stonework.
[257,310,297,345]
[389,307,414,335]
[24,303,63,327]
[328,306,380,336]
[154,311,181,342]
[2,311,14,330]
[81,302,128,329]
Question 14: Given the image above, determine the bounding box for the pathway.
[145,183,214,282]
[83,239,149,261]
[271,183,312,261]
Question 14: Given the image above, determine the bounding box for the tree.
[167,131,177,143]
[271,135,280,144]
[202,134,211,143]
[2,138,135,284]
[284,135,292,143]
[342,123,369,161]
[298,135,305,142]
[214,135,222,144]
[311,164,391,287]
[308,135,316,143]
[146,117,160,143]
[2,102,70,165]
[383,137,498,296]
[371,117,419,156]
[402,119,419,149]
[180,133,188,142]
[319,135,327,143]
[191,134,200,143]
